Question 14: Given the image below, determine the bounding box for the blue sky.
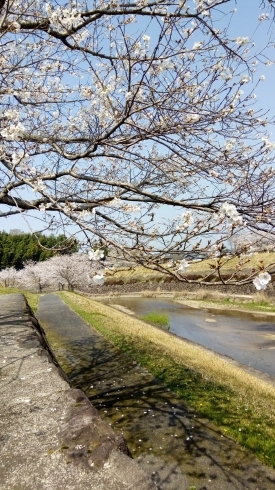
[228,1,275,130]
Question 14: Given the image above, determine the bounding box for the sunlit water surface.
[100,297,275,377]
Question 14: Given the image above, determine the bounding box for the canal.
[101,297,275,378]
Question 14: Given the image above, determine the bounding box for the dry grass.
[140,290,158,298]
[108,291,122,297]
[251,292,272,304]
[185,288,222,301]
[106,266,164,282]
[61,291,275,420]
[173,289,275,314]
[106,252,275,284]
[189,251,275,272]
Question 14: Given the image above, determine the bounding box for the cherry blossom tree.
[0,267,17,287]
[10,252,99,291]
[17,260,55,292]
[1,0,275,286]
[46,252,97,290]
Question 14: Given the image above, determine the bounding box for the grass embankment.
[174,290,275,314]
[60,291,275,468]
[0,286,39,311]
[106,251,275,284]
[187,251,275,272]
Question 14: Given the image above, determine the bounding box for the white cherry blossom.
[258,13,269,21]
[88,249,105,261]
[253,272,271,290]
[234,37,249,45]
[219,203,243,226]
[92,271,105,285]
[177,259,190,274]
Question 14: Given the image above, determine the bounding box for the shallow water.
[101,297,275,378]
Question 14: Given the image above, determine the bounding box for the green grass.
[139,311,170,329]
[109,340,275,465]
[221,298,275,312]
[59,291,275,469]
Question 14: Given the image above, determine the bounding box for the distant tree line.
[0,232,78,270]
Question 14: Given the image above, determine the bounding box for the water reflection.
[101,297,275,377]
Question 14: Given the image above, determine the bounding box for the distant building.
[165,251,208,262]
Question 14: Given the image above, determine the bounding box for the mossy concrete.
[0,293,156,490]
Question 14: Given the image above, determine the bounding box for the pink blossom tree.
[0,267,18,288]
[46,253,97,291]
[17,260,55,292]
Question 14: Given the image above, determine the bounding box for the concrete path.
[37,293,275,490]
[0,293,156,490]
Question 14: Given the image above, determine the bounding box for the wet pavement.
[37,293,275,490]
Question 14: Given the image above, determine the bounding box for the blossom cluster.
[177,212,194,231]
[177,259,190,274]
[88,249,105,261]
[46,4,82,32]
[219,203,243,226]
[253,272,271,291]
[92,271,105,285]
[1,122,25,141]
